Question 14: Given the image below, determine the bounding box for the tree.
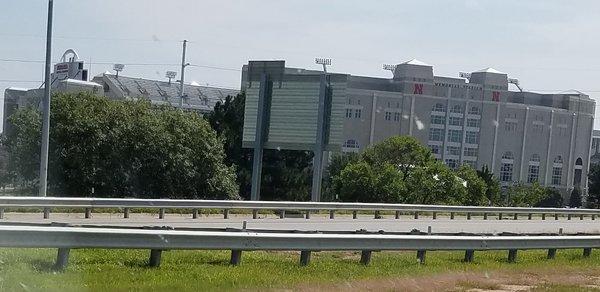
[361,136,435,178]
[4,92,239,199]
[569,187,582,208]
[587,163,600,208]
[505,182,549,207]
[536,188,563,208]
[207,93,314,201]
[476,165,501,205]
[456,165,488,206]
[322,152,359,201]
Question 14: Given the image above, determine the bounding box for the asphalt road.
[2,212,600,234]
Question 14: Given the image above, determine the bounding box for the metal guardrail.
[1,225,599,270]
[0,196,599,220]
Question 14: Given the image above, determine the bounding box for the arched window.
[527,154,541,183]
[552,155,563,185]
[468,106,480,115]
[574,157,583,186]
[500,151,514,182]
[432,103,445,112]
[450,105,463,114]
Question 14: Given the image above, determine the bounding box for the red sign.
[492,91,500,102]
[413,84,423,95]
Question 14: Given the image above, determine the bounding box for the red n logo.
[492,91,500,102]
[413,84,423,95]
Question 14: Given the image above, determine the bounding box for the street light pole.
[39,0,54,197]
[179,39,189,108]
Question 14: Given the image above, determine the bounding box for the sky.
[1,0,600,128]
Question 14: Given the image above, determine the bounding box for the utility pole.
[179,40,189,108]
[39,0,54,197]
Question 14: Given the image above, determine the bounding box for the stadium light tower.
[166,71,177,85]
[39,0,54,197]
[315,58,331,73]
[459,72,471,80]
[382,64,397,75]
[179,40,190,108]
[113,64,125,78]
[508,78,523,92]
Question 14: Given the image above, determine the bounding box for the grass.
[1,248,600,291]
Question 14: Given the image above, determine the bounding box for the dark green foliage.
[536,188,564,208]
[587,163,600,208]
[476,165,501,205]
[322,152,359,201]
[569,187,582,208]
[207,93,313,201]
[4,92,238,199]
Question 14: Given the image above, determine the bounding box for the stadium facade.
[241,60,595,195]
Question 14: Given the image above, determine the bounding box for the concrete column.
[369,93,377,145]
[544,111,555,186]
[408,96,415,136]
[519,107,530,181]
[491,103,501,171]
[566,114,577,190]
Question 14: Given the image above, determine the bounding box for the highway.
[2,212,600,234]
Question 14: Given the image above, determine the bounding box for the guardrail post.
[43,208,50,219]
[567,214,572,220]
[432,212,437,220]
[559,228,563,235]
[374,211,381,219]
[450,212,455,220]
[527,213,532,220]
[593,215,596,221]
[360,250,372,265]
[54,248,70,271]
[300,251,311,266]
[279,210,285,219]
[547,249,556,259]
[0,208,4,219]
[513,213,518,220]
[223,209,229,219]
[508,249,518,263]
[417,250,426,264]
[464,250,474,263]
[84,208,92,219]
[305,211,311,220]
[542,213,546,220]
[498,213,502,220]
[329,210,335,219]
[353,211,358,219]
[230,250,242,265]
[123,208,130,219]
[580,215,584,221]
[483,213,488,220]
[414,212,419,220]
[252,209,258,219]
[192,209,199,219]
[583,248,592,257]
[554,213,559,220]
[395,211,400,219]
[149,249,162,267]
[159,208,165,219]
[466,213,471,220]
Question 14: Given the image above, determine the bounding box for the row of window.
[429,129,479,144]
[345,108,362,119]
[444,159,476,170]
[432,104,481,115]
[500,152,565,185]
[429,145,478,157]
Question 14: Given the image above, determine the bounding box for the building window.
[465,131,479,144]
[532,124,544,134]
[429,128,445,141]
[429,144,441,155]
[527,154,541,183]
[445,159,459,170]
[500,152,514,182]
[448,117,463,126]
[430,115,445,125]
[504,120,518,132]
[345,108,353,118]
[450,105,463,114]
[446,146,460,156]
[385,111,392,121]
[394,112,400,122]
[432,103,445,112]
[466,118,480,128]
[448,130,462,143]
[355,109,362,119]
[552,156,563,185]
[468,106,480,115]
[343,139,359,149]
[463,147,478,157]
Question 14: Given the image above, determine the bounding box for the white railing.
[1,225,598,269]
[0,196,598,220]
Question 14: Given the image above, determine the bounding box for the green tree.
[505,182,549,207]
[4,92,238,199]
[587,163,600,208]
[456,165,488,206]
[536,188,563,207]
[476,165,501,205]
[322,152,359,201]
[569,187,582,208]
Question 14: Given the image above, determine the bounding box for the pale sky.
[1,0,600,127]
